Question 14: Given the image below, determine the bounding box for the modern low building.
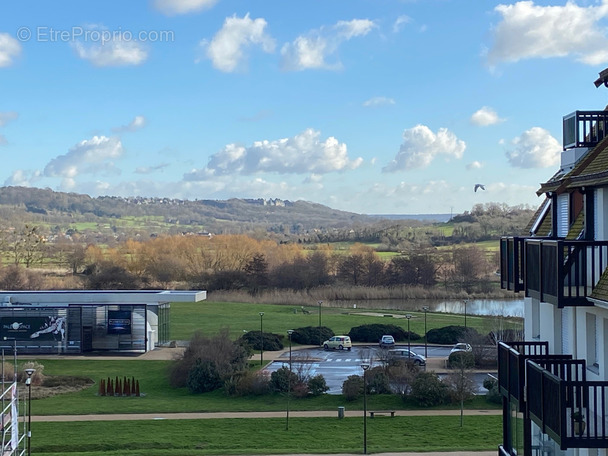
[0,290,206,354]
[499,69,608,455]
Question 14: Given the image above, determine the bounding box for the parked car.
[379,335,395,348]
[388,348,426,366]
[450,343,472,355]
[323,335,352,351]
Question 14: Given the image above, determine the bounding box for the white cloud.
[383,125,466,172]
[281,19,375,71]
[44,136,124,185]
[471,106,504,126]
[363,96,395,107]
[0,135,6,146]
[185,128,362,179]
[466,161,483,170]
[153,0,217,15]
[113,115,146,133]
[393,15,412,33]
[0,111,18,127]
[335,19,376,39]
[505,127,561,168]
[0,33,21,67]
[200,14,275,72]
[73,32,148,67]
[488,1,608,66]
[4,169,41,187]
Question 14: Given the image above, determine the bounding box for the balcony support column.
[584,187,594,241]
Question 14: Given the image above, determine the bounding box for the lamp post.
[286,329,294,431]
[361,363,370,455]
[259,312,264,367]
[405,314,412,360]
[422,306,429,358]
[463,300,467,328]
[25,368,35,456]
[318,300,323,347]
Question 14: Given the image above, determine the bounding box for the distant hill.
[370,213,452,223]
[0,186,381,235]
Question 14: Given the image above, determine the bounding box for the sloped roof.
[523,198,552,236]
[537,136,608,196]
[590,268,608,302]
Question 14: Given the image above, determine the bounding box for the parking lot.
[263,344,493,394]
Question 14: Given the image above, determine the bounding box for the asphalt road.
[263,345,495,394]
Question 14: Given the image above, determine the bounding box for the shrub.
[448,351,475,369]
[186,359,222,394]
[224,371,270,396]
[342,375,364,401]
[410,371,449,407]
[348,324,419,342]
[291,326,334,345]
[269,366,299,393]
[308,374,329,396]
[239,331,284,351]
[483,376,501,404]
[426,325,480,344]
[292,382,310,398]
[170,329,250,388]
[366,367,391,394]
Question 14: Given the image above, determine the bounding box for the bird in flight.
[474,184,485,192]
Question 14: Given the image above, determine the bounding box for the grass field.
[31,415,502,455]
[170,300,519,341]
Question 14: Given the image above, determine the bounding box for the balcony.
[563,111,608,149]
[498,341,608,450]
[527,360,608,449]
[500,238,608,307]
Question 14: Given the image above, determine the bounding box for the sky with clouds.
[1,0,608,215]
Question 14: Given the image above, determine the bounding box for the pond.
[325,298,524,318]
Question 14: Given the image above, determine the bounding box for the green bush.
[348,324,419,342]
[426,325,479,344]
[308,374,329,396]
[342,375,364,401]
[291,326,334,345]
[410,371,449,407]
[239,331,284,351]
[186,360,222,394]
[269,366,300,393]
[448,351,475,369]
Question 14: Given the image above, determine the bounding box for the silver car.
[388,348,426,366]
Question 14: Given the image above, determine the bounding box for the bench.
[369,410,395,418]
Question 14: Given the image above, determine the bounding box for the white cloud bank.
[43,136,124,189]
[0,33,21,67]
[281,19,375,71]
[488,1,608,65]
[505,127,561,168]
[383,125,466,172]
[185,128,362,179]
[153,0,217,15]
[200,14,275,72]
[471,106,504,126]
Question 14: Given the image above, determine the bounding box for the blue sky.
[1,0,608,215]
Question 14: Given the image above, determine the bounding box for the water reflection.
[328,298,524,318]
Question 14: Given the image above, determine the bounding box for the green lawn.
[170,300,518,341]
[31,359,497,416]
[32,415,502,455]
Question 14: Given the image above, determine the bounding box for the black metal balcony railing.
[500,237,608,307]
[563,111,608,149]
[500,237,525,292]
[527,361,608,449]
